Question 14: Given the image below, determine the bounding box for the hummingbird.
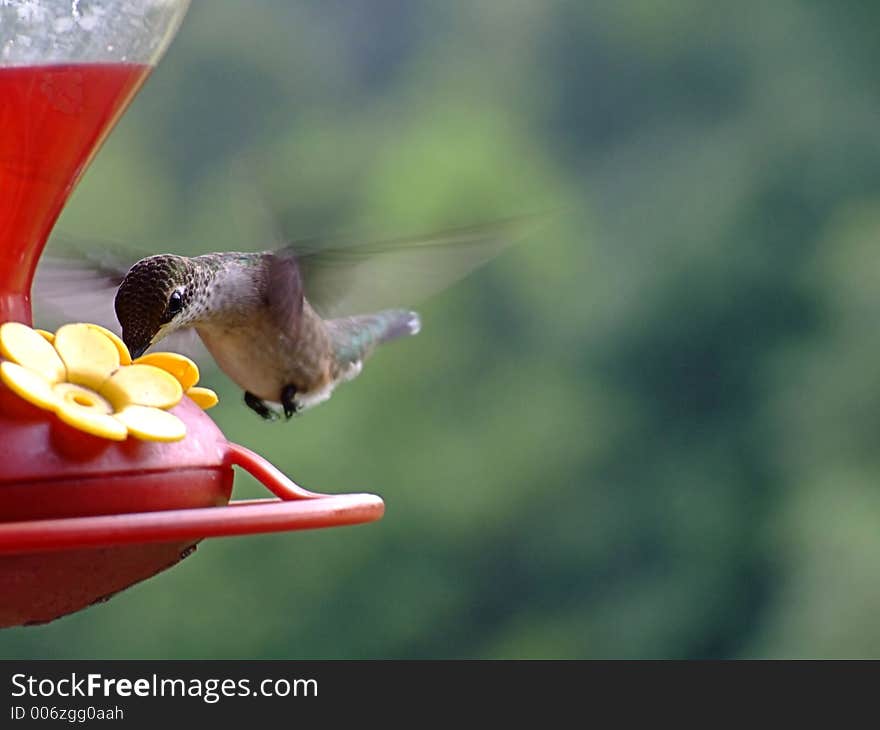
[37,217,535,419]
[113,249,420,419]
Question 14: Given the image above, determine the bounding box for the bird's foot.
[244,391,277,421]
[281,384,299,420]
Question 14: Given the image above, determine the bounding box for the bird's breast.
[195,315,332,403]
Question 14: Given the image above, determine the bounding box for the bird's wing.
[264,250,305,334]
[32,237,137,333]
[32,212,546,362]
[285,214,545,319]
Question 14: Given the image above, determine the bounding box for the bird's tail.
[328,309,421,364]
[374,309,422,343]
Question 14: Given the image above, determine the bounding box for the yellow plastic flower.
[0,322,219,442]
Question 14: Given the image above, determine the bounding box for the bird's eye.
[164,289,184,320]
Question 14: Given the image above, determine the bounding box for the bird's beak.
[129,343,149,359]
[122,332,151,360]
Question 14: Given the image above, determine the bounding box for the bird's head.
[114,254,194,359]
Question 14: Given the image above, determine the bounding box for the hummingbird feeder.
[0,0,383,628]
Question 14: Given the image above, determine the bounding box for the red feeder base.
[0,397,384,628]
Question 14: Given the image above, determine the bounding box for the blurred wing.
[32,236,137,333]
[265,250,304,333]
[32,235,213,365]
[288,214,544,318]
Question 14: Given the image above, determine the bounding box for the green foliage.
[5,0,880,658]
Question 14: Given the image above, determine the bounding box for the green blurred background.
[5,0,880,658]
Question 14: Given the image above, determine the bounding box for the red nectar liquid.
[0,63,152,323]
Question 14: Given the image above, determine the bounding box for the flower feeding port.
[0,0,383,628]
